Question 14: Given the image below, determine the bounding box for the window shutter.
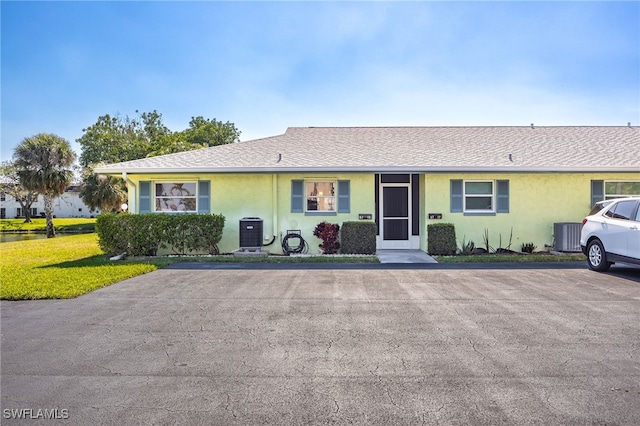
[198,181,210,213]
[450,180,463,212]
[591,180,604,206]
[139,181,151,213]
[337,180,350,213]
[496,180,509,213]
[291,180,303,213]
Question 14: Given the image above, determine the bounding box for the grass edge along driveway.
[0,234,168,300]
[1,232,584,300]
[0,234,378,300]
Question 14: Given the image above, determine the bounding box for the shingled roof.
[95,126,640,174]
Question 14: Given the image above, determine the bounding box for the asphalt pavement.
[2,265,639,425]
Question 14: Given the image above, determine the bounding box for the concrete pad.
[2,267,640,425]
[376,249,438,263]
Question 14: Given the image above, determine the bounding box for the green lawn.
[0,218,96,232]
[0,234,378,300]
[0,233,169,300]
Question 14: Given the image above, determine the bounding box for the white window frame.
[305,180,337,213]
[604,180,640,200]
[463,180,495,213]
[16,207,38,217]
[153,181,198,213]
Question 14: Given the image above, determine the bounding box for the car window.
[604,200,637,220]
[635,204,640,222]
[589,200,614,216]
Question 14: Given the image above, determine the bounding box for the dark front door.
[380,183,411,248]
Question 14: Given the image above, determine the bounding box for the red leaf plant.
[313,221,340,255]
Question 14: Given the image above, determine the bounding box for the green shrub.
[162,214,225,255]
[96,213,225,256]
[125,214,166,256]
[340,221,377,255]
[427,223,457,255]
[195,214,225,255]
[95,213,128,255]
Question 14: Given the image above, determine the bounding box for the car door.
[602,200,638,258]
[629,202,640,260]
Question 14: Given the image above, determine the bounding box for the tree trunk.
[21,202,32,223]
[22,205,31,223]
[44,195,55,238]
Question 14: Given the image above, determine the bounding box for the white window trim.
[463,180,495,213]
[604,180,640,199]
[153,181,198,213]
[305,180,337,213]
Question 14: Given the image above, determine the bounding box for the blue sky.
[2,1,639,162]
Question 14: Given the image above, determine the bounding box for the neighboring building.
[95,126,640,254]
[0,185,100,219]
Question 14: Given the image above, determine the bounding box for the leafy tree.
[77,110,172,211]
[78,111,171,167]
[0,161,40,223]
[13,133,76,237]
[79,164,127,212]
[183,116,241,147]
[78,110,241,164]
[77,111,240,210]
[148,116,241,155]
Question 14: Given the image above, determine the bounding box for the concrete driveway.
[2,266,639,425]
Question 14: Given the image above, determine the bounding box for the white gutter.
[122,172,136,213]
[95,166,640,174]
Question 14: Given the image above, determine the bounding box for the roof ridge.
[287,125,636,130]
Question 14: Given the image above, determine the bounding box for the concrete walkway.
[376,249,438,263]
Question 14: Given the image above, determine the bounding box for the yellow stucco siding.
[423,172,640,252]
[275,173,374,254]
[123,171,638,255]
[125,173,374,254]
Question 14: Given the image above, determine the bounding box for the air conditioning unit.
[239,217,263,251]
[554,222,582,252]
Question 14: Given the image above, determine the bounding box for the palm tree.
[13,133,76,238]
[79,165,127,212]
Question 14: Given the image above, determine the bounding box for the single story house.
[95,126,640,254]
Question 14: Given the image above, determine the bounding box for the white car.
[580,197,640,271]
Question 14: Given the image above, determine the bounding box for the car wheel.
[587,239,611,272]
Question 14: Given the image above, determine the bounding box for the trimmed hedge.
[96,213,225,256]
[341,221,377,255]
[427,223,457,255]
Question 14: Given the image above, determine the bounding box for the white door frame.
[377,181,419,249]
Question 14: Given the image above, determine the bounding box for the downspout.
[122,172,136,213]
[272,174,278,242]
